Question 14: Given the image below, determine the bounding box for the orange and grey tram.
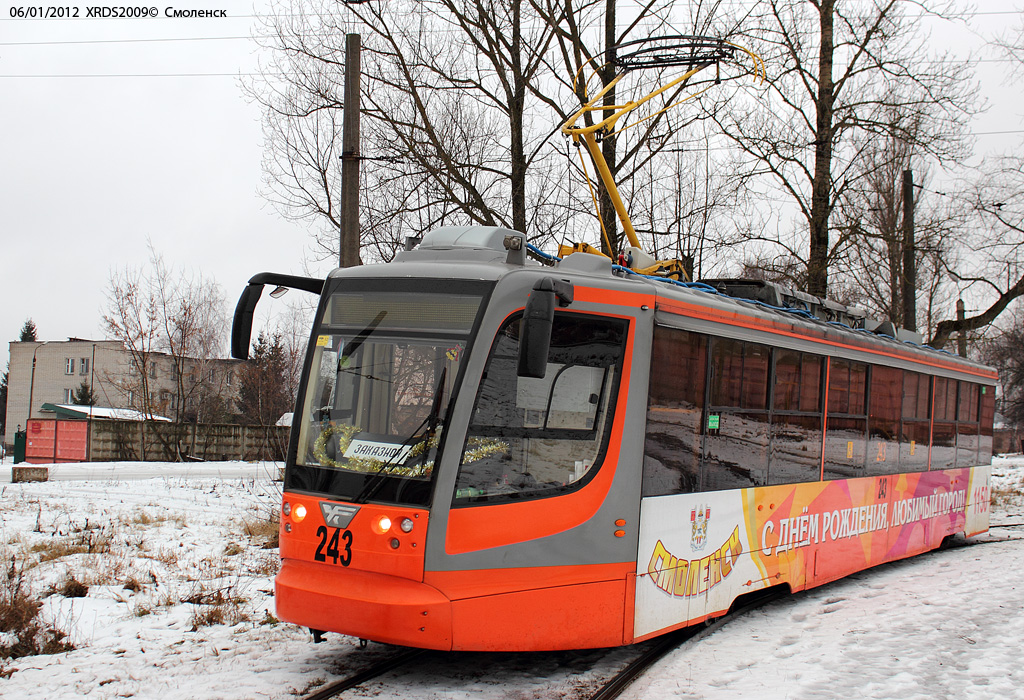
[231,226,995,651]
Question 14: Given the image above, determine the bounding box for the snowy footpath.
[0,457,1022,699]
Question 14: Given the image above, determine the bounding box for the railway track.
[299,648,429,700]
[297,587,786,700]
[589,587,786,700]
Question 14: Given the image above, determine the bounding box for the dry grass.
[146,547,183,567]
[297,677,327,695]
[248,552,280,577]
[121,509,187,528]
[51,574,89,599]
[185,582,251,630]
[242,515,280,550]
[2,481,282,664]
[992,486,1013,509]
[28,526,113,565]
[122,575,143,593]
[0,557,74,662]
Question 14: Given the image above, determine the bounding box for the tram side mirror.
[231,283,264,360]
[231,272,325,360]
[517,278,573,379]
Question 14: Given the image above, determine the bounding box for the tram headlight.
[400,518,414,533]
[375,515,392,534]
[293,504,307,522]
[282,502,291,516]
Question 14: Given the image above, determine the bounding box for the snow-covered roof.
[40,403,172,422]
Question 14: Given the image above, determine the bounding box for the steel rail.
[299,648,427,700]
[588,588,788,700]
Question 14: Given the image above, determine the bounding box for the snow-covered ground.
[0,457,1022,699]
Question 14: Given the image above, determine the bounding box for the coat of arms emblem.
[691,505,711,551]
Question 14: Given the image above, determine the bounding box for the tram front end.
[234,227,646,651]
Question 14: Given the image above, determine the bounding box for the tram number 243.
[314,526,353,566]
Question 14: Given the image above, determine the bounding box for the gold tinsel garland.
[312,423,506,477]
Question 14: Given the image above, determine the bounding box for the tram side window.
[643,327,707,496]
[823,359,868,480]
[900,371,931,473]
[867,366,903,476]
[703,338,770,491]
[980,385,995,463]
[931,377,958,469]
[957,382,981,467]
[453,313,627,504]
[768,350,823,485]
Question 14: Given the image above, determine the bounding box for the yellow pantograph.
[560,36,764,281]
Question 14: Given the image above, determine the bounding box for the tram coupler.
[311,629,326,644]
[359,639,368,649]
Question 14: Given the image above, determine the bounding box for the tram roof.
[325,227,996,383]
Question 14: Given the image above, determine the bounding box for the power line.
[2,37,1022,71]
[0,35,252,46]
[0,72,276,78]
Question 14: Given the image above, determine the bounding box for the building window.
[65,358,75,375]
[64,388,74,403]
[208,369,215,382]
[226,371,233,386]
[80,358,90,376]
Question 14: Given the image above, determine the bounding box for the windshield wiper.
[338,310,387,372]
[352,366,447,504]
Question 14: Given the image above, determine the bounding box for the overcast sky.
[0,1,318,374]
[1,1,1022,378]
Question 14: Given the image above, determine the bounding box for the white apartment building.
[5,338,242,445]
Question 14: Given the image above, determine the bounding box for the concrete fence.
[24,418,290,463]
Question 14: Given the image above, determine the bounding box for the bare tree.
[103,267,159,419]
[836,114,962,334]
[928,157,1024,349]
[981,305,1024,427]
[149,247,228,424]
[711,0,978,298]
[923,23,1024,349]
[103,248,229,457]
[250,0,571,261]
[249,0,746,266]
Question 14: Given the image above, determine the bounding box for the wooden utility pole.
[957,299,967,357]
[599,0,618,257]
[340,33,362,268]
[902,169,916,331]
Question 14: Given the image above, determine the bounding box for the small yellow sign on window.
[316,335,331,347]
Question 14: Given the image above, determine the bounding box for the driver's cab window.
[453,312,628,503]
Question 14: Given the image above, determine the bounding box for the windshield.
[289,282,489,505]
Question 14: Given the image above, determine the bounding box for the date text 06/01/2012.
[9,6,228,18]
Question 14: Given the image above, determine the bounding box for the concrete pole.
[340,33,362,268]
